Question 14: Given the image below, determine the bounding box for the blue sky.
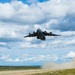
[0,0,48,4]
[0,0,75,66]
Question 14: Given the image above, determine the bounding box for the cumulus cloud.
[0,0,75,49]
[0,42,6,46]
[52,39,75,48]
[1,0,75,66]
[66,51,75,58]
[60,51,75,62]
[0,54,58,62]
[0,55,21,62]
[27,35,72,49]
[0,25,16,38]
[0,0,75,25]
[0,1,46,24]
[21,42,47,48]
[61,31,75,37]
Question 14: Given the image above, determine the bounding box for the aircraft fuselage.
[37,29,46,40]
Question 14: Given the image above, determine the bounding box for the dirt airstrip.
[0,69,50,75]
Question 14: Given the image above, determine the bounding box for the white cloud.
[61,51,75,61]
[39,0,75,18]
[0,3,14,19]
[7,1,45,24]
[0,42,6,46]
[21,42,47,48]
[0,24,32,39]
[0,0,75,65]
[0,54,58,62]
[0,55,21,62]
[65,40,75,46]
[0,0,75,49]
[50,54,58,61]
[0,25,16,38]
[61,31,75,37]
[67,51,75,58]
[20,54,58,62]
[0,0,75,25]
[0,55,9,60]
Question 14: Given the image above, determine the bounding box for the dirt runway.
[0,69,49,75]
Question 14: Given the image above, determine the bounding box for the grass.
[0,66,41,71]
[0,66,75,75]
[32,69,75,75]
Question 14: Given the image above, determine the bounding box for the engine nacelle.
[37,36,39,39]
[29,33,31,35]
[44,31,46,33]
[50,32,52,34]
[33,31,35,34]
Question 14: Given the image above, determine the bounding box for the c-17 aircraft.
[24,28,60,40]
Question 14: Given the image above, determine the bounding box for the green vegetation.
[0,66,41,71]
[32,69,75,75]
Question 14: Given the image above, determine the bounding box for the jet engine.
[33,31,35,34]
[29,33,31,35]
[37,36,39,39]
[50,32,52,34]
[44,31,46,33]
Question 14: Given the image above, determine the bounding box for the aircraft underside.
[37,34,46,40]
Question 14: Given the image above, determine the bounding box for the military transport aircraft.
[24,28,60,40]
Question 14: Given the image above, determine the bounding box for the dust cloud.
[42,59,75,70]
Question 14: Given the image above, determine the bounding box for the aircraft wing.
[43,32,60,36]
[24,32,37,38]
